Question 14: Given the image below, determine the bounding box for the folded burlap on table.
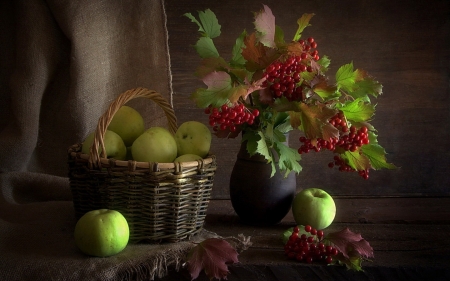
[0,1,233,280]
[0,172,228,280]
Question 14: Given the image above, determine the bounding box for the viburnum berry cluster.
[298,111,372,179]
[262,37,318,102]
[186,5,395,178]
[284,225,339,264]
[205,104,259,133]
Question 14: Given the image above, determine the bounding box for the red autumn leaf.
[242,32,278,72]
[241,32,267,69]
[195,57,230,79]
[298,102,339,140]
[187,238,239,280]
[286,41,304,56]
[325,227,374,259]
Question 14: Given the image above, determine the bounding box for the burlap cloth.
[0,1,245,280]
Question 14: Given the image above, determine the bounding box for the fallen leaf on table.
[186,238,239,280]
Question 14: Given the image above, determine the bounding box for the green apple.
[174,153,202,163]
[175,121,211,158]
[131,127,177,162]
[81,130,127,160]
[107,105,145,147]
[291,188,336,230]
[74,209,129,257]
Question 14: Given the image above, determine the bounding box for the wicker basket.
[68,88,216,243]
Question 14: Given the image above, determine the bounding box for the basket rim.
[69,143,216,170]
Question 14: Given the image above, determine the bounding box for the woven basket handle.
[88,87,177,168]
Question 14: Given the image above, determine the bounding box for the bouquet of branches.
[185,5,395,179]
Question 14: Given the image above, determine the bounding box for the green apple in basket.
[174,153,203,162]
[107,105,146,147]
[175,121,211,158]
[81,130,127,160]
[131,127,178,162]
[291,188,336,230]
[74,209,129,257]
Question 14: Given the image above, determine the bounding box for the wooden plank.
[206,197,450,224]
[160,264,450,281]
[156,199,450,280]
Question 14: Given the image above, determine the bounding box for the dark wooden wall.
[165,0,450,199]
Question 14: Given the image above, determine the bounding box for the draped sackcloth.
[0,1,251,280]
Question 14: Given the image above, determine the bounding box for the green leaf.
[313,78,339,100]
[243,131,272,162]
[274,25,285,47]
[282,226,310,245]
[361,143,396,170]
[342,150,371,171]
[194,37,220,58]
[273,112,293,133]
[317,55,331,73]
[341,255,365,271]
[336,62,358,92]
[301,71,315,83]
[191,71,232,108]
[293,13,315,41]
[338,98,375,122]
[243,130,278,176]
[282,227,294,244]
[274,141,302,177]
[230,31,247,67]
[272,96,300,112]
[350,77,383,100]
[184,10,221,38]
[184,12,204,34]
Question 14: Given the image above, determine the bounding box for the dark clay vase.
[229,134,297,226]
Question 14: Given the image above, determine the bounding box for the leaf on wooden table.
[187,238,239,280]
[324,227,374,271]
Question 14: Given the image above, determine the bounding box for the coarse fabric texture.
[0,0,215,280]
[0,172,223,281]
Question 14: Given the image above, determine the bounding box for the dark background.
[165,0,450,199]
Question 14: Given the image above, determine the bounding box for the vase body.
[229,135,296,225]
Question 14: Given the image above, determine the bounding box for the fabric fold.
[0,1,197,280]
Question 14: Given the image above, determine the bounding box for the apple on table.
[291,188,336,230]
[74,209,129,257]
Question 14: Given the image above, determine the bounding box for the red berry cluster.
[284,225,339,264]
[298,37,320,61]
[262,37,319,101]
[299,125,369,154]
[205,104,259,132]
[297,111,371,179]
[329,111,349,133]
[329,155,370,179]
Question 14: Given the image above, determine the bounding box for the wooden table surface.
[157,199,450,281]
